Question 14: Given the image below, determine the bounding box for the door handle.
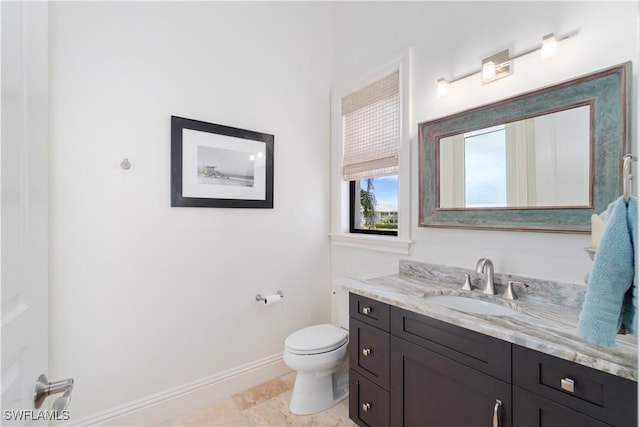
[492,399,502,427]
[34,374,74,411]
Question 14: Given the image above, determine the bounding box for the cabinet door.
[390,336,511,427]
[514,387,612,427]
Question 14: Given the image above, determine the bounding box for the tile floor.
[158,372,357,427]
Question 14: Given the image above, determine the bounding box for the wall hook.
[120,159,131,170]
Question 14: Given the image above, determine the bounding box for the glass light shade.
[437,78,449,97]
[541,34,558,59]
[482,61,496,82]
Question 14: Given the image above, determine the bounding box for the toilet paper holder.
[255,290,284,303]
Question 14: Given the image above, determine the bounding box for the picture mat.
[182,128,266,200]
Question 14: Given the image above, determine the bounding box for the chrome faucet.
[476,258,496,295]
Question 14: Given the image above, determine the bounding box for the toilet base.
[288,361,349,415]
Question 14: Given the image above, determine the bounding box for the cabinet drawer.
[390,306,511,381]
[513,345,637,427]
[349,370,389,427]
[350,293,390,332]
[514,387,611,427]
[350,318,390,390]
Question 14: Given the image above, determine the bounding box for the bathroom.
[1,1,638,426]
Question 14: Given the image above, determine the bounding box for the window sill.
[329,233,413,255]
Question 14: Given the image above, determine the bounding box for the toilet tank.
[333,284,350,330]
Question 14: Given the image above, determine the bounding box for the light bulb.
[437,78,449,97]
[482,61,496,82]
[541,33,558,59]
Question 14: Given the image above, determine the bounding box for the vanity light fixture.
[437,32,567,95]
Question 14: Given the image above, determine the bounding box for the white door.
[1,2,65,425]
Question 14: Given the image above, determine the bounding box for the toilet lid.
[285,324,348,355]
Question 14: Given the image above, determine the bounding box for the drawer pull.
[561,377,575,393]
[492,399,502,427]
[362,402,371,412]
[361,307,372,315]
[362,348,372,357]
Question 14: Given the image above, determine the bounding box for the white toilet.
[283,289,349,415]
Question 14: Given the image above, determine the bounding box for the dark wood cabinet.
[350,318,390,390]
[390,305,511,382]
[513,345,637,427]
[349,294,390,427]
[350,370,389,427]
[348,293,637,427]
[349,293,390,331]
[513,387,612,427]
[390,335,511,427]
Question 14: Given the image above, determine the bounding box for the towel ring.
[623,154,636,203]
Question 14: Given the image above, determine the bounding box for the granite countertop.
[337,260,638,382]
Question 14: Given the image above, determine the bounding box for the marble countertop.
[337,265,638,382]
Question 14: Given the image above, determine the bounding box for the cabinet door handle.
[492,399,502,427]
[362,402,371,412]
[361,307,372,315]
[362,348,372,357]
[561,377,575,393]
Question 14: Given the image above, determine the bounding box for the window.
[342,70,400,236]
[350,176,398,235]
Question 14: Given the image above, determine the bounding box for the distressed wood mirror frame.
[418,62,631,233]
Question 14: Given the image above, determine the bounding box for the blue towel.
[577,196,637,346]
[622,196,637,334]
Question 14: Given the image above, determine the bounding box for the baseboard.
[74,352,289,426]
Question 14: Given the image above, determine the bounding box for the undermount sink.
[428,295,518,316]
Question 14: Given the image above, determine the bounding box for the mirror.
[419,63,630,232]
[439,105,591,209]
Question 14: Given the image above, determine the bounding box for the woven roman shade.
[342,70,400,181]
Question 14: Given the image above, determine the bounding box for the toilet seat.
[285,324,348,355]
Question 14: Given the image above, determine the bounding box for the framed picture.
[171,116,274,208]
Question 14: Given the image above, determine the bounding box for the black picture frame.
[171,116,274,208]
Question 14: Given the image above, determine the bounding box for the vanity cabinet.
[348,292,638,427]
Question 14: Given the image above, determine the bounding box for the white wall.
[331,1,639,284]
[48,2,332,421]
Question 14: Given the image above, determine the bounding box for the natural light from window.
[352,175,398,234]
[464,126,506,207]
